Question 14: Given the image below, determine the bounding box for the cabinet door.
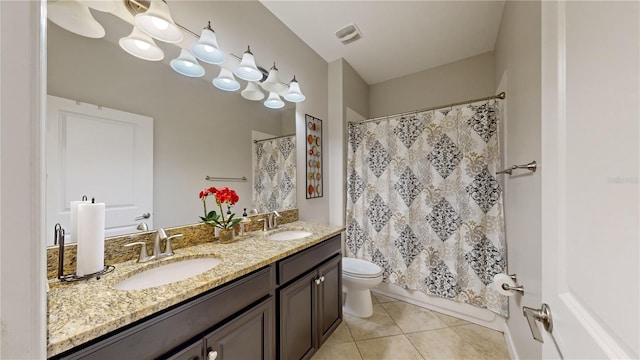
[204,297,274,360]
[279,271,318,360]
[317,255,342,345]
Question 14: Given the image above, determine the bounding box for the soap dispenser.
[240,208,251,236]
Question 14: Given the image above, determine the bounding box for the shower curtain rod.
[349,92,506,125]
[253,133,296,143]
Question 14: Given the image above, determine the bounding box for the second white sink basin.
[114,257,221,291]
[267,230,313,241]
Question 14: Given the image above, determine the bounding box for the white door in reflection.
[46,95,153,244]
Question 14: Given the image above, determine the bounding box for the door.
[317,255,342,345]
[279,271,317,360]
[47,95,153,241]
[540,2,638,358]
[205,297,274,360]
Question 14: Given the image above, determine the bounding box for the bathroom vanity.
[47,222,344,360]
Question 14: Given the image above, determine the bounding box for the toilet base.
[343,288,374,318]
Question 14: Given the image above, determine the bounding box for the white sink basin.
[114,257,221,291]
[267,230,313,241]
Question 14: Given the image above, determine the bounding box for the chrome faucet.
[269,211,281,229]
[259,211,282,232]
[125,228,183,262]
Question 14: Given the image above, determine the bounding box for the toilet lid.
[343,258,383,278]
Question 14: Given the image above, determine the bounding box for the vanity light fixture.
[47,0,106,39]
[283,76,306,103]
[191,22,226,65]
[241,82,265,101]
[212,68,241,91]
[234,46,263,82]
[134,0,183,44]
[119,26,164,61]
[261,63,287,93]
[264,92,285,109]
[170,49,205,77]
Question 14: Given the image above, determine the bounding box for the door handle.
[523,303,553,343]
[135,212,151,220]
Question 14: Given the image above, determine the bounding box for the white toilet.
[342,257,383,318]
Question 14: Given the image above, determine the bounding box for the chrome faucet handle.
[125,242,152,263]
[161,234,183,257]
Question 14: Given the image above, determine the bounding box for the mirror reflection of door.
[47,95,153,241]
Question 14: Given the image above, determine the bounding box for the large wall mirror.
[45,1,298,246]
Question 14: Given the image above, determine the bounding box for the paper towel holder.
[54,223,116,282]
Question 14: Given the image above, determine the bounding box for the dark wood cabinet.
[204,297,274,360]
[278,237,342,360]
[53,234,342,360]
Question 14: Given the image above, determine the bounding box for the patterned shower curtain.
[253,135,297,213]
[346,100,508,316]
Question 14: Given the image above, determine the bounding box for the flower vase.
[219,228,234,243]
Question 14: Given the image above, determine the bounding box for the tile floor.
[312,293,511,360]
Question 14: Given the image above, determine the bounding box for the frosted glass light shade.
[191,24,226,65]
[264,92,285,109]
[261,63,287,93]
[213,69,241,92]
[135,0,183,43]
[48,0,105,39]
[233,46,263,82]
[284,76,306,102]
[241,82,265,101]
[170,49,205,77]
[119,26,164,61]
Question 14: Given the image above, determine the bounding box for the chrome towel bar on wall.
[205,176,248,182]
[497,161,537,176]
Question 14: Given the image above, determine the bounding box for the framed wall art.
[305,114,323,199]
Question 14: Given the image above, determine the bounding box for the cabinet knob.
[315,278,321,285]
[320,275,325,282]
[208,350,218,360]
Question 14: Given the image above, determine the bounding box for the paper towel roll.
[76,201,105,276]
[69,199,89,244]
[493,273,517,296]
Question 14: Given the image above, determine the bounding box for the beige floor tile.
[432,311,470,327]
[356,335,423,360]
[406,328,486,360]
[325,321,354,345]
[452,324,510,359]
[381,301,448,333]
[372,293,399,303]
[344,304,403,340]
[312,341,362,360]
[371,292,399,304]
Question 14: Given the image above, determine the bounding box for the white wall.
[0,1,47,358]
[328,59,369,229]
[494,1,542,359]
[369,51,496,117]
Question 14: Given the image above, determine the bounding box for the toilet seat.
[343,258,383,278]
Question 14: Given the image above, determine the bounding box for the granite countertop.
[47,221,344,358]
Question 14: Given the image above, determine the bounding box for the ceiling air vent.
[334,23,362,45]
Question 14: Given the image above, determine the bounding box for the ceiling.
[260,1,505,85]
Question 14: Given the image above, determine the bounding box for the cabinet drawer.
[277,235,341,285]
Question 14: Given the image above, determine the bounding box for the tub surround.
[46,208,299,279]
[47,219,342,357]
